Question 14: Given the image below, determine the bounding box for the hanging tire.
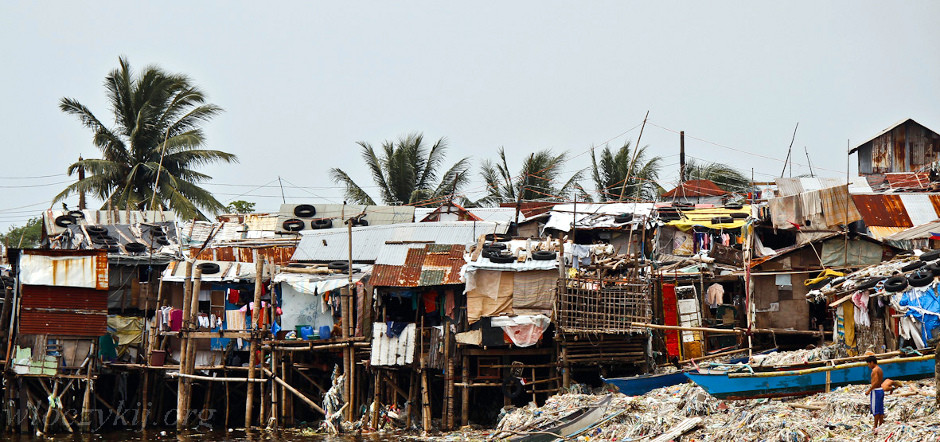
[485,233,512,242]
[86,225,107,235]
[614,213,633,224]
[313,219,333,229]
[293,204,317,218]
[124,242,147,254]
[901,261,925,272]
[855,277,881,290]
[328,261,349,270]
[68,210,85,219]
[532,250,556,261]
[489,254,515,264]
[55,215,77,227]
[884,276,909,292]
[908,270,934,288]
[920,250,940,262]
[198,262,221,275]
[502,376,524,399]
[282,219,305,232]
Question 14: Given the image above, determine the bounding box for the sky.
[1,1,939,230]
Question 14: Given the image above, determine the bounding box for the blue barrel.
[319,325,331,340]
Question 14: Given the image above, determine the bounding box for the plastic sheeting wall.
[278,283,335,334]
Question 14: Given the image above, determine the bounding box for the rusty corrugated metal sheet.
[190,246,296,265]
[851,194,913,227]
[371,244,465,287]
[928,195,940,218]
[885,172,930,189]
[19,285,107,336]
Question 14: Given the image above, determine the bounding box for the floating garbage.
[413,380,940,441]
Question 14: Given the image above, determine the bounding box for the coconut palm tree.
[590,141,663,202]
[330,133,470,206]
[684,159,750,192]
[54,57,236,220]
[478,147,587,206]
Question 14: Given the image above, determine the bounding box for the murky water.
[4,428,406,441]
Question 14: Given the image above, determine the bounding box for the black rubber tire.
[328,261,349,270]
[532,250,556,261]
[124,242,147,254]
[730,212,749,219]
[902,261,925,272]
[489,254,515,264]
[313,219,333,229]
[614,213,633,224]
[68,210,85,219]
[293,204,317,218]
[908,270,934,288]
[55,215,76,227]
[920,250,940,262]
[86,225,107,235]
[855,277,882,290]
[153,235,171,246]
[884,275,909,292]
[927,263,940,276]
[105,245,120,254]
[485,233,512,242]
[483,243,507,251]
[282,219,305,232]
[501,376,524,399]
[355,219,369,227]
[724,204,743,210]
[198,262,221,275]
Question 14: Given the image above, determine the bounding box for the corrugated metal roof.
[415,206,520,224]
[181,221,247,245]
[43,210,175,236]
[867,226,909,240]
[662,180,727,197]
[275,204,415,233]
[886,173,930,190]
[897,194,940,226]
[850,118,940,153]
[852,194,913,227]
[885,220,940,241]
[544,203,655,232]
[161,259,276,282]
[776,178,847,197]
[291,221,506,263]
[371,244,465,287]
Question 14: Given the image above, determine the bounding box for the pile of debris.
[471,381,940,441]
[748,345,847,367]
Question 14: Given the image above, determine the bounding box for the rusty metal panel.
[885,172,929,189]
[19,285,107,336]
[929,195,940,218]
[893,127,907,171]
[851,194,913,227]
[871,134,891,174]
[371,244,465,287]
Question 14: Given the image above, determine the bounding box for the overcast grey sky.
[1,1,938,229]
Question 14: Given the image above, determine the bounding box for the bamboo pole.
[169,372,265,382]
[245,251,264,428]
[180,266,203,427]
[371,369,381,430]
[262,368,326,415]
[176,261,194,430]
[461,355,469,426]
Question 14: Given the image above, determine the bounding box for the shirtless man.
[864,355,885,429]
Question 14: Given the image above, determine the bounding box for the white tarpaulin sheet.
[544,203,654,232]
[370,322,416,366]
[19,254,105,289]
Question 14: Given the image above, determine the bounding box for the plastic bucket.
[319,325,331,340]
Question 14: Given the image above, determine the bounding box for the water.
[4,428,401,441]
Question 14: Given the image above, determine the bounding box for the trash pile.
[748,345,847,367]
[471,380,940,441]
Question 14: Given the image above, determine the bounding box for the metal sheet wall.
[19,285,107,336]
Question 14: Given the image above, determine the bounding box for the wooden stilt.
[371,369,381,430]
[245,252,264,428]
[261,368,326,415]
[421,365,431,432]
[176,261,194,430]
[140,370,149,430]
[80,344,95,433]
[259,348,268,427]
[42,380,58,434]
[223,368,231,429]
[461,355,469,427]
[444,324,454,431]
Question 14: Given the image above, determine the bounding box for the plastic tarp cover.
[898,285,940,345]
[279,283,335,333]
[19,254,105,289]
[107,315,143,345]
[820,238,884,267]
[666,206,750,231]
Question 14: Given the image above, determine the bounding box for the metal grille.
[556,277,652,333]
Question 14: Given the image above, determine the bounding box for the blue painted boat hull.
[685,355,934,400]
[602,371,689,396]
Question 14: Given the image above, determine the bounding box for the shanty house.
[851,118,940,175]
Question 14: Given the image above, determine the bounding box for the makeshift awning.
[665,206,751,231]
[273,266,372,295]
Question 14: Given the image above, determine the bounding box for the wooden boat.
[685,354,934,400]
[601,371,688,396]
[509,395,613,442]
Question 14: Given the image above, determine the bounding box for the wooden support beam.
[245,252,264,429]
[262,368,326,415]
